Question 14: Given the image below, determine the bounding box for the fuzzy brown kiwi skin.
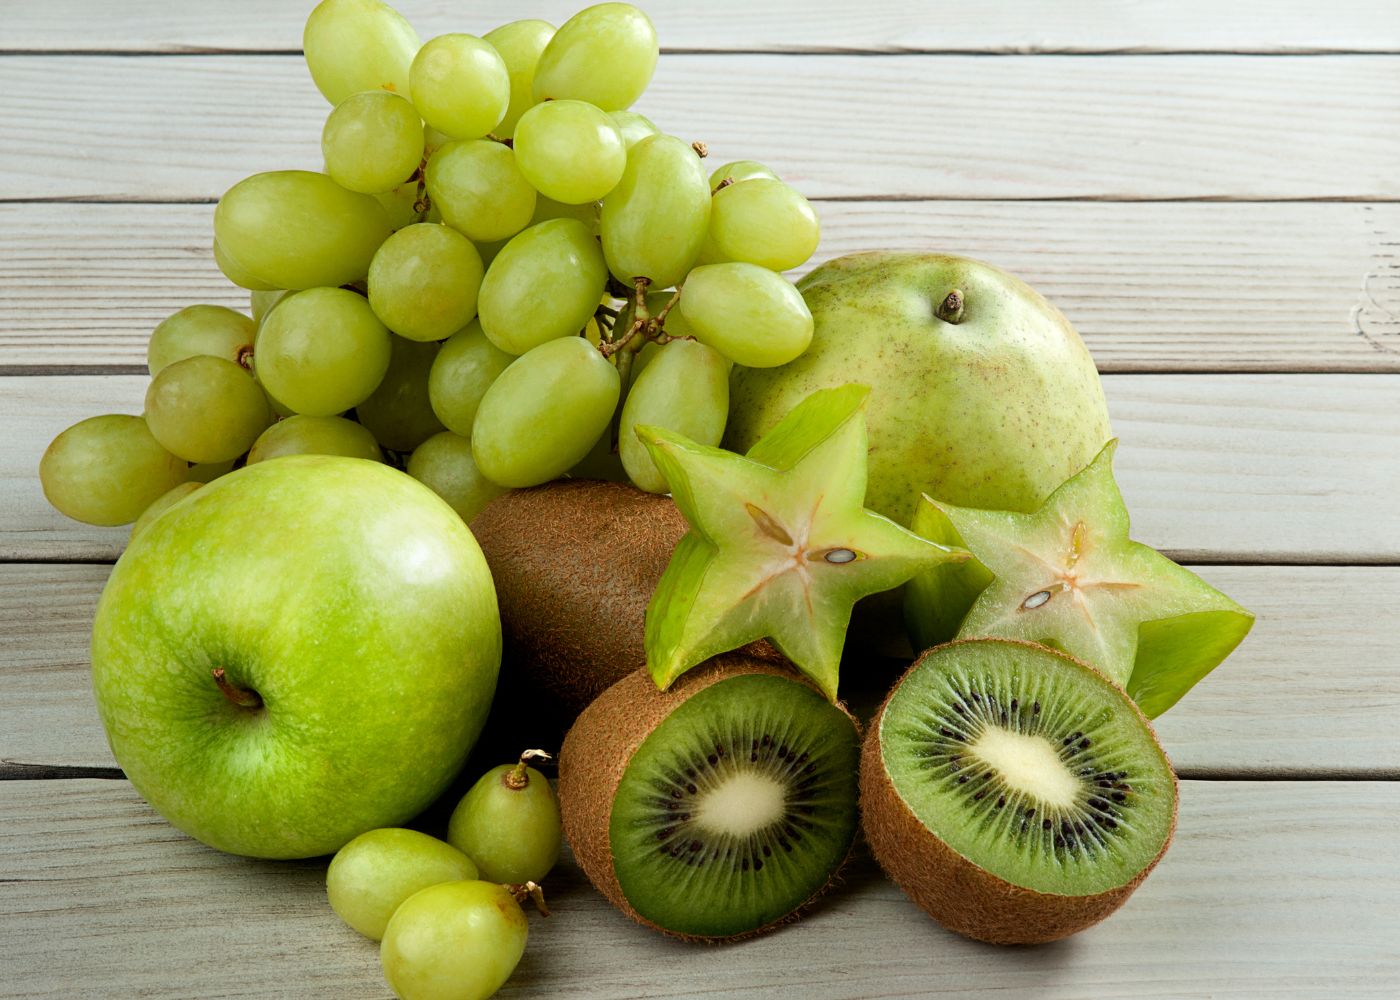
[472,480,782,719]
[860,638,1179,946]
[559,655,860,943]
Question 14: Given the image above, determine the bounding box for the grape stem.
[411,158,431,223]
[486,133,515,148]
[504,749,552,790]
[507,881,550,917]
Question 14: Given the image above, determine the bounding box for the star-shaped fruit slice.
[638,384,967,700]
[905,439,1254,717]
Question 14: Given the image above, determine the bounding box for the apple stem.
[211,667,262,710]
[505,749,552,789]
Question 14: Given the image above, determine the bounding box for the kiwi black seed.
[559,655,861,941]
[861,638,1177,945]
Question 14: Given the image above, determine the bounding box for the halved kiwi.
[862,639,1177,945]
[559,655,861,941]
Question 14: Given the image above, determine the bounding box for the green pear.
[726,252,1112,525]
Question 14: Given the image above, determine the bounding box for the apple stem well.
[505,749,552,790]
[210,667,262,710]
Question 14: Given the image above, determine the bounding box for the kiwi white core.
[969,728,1078,808]
[694,771,786,838]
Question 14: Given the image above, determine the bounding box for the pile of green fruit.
[36,1,1263,997]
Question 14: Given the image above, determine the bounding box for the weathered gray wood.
[4,201,1398,373]
[5,563,1396,775]
[1,779,1396,998]
[5,374,1398,563]
[6,0,1398,54]
[3,55,1398,201]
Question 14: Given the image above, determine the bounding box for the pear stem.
[211,668,262,710]
[505,749,552,789]
[936,289,965,324]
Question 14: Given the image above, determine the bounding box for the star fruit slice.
[638,384,967,701]
[904,439,1254,718]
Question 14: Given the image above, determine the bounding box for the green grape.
[447,753,562,884]
[600,134,710,288]
[708,177,821,272]
[144,355,271,464]
[247,415,382,465]
[322,91,425,194]
[531,195,599,233]
[709,159,778,192]
[130,482,201,539]
[374,178,438,230]
[188,459,235,483]
[424,140,536,243]
[533,3,658,111]
[356,336,444,452]
[213,239,279,291]
[255,287,392,416]
[609,110,659,149]
[477,219,608,355]
[250,290,290,326]
[214,171,392,290]
[513,100,626,205]
[428,322,514,436]
[147,305,254,376]
[678,262,814,368]
[423,124,453,158]
[381,880,528,1000]
[303,0,420,106]
[619,339,729,493]
[327,828,478,942]
[367,223,484,343]
[472,336,620,487]
[482,19,555,138]
[39,415,189,527]
[407,432,506,522]
[409,34,509,139]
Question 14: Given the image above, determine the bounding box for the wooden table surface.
[4,2,1400,997]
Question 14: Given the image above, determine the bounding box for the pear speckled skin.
[726,252,1113,524]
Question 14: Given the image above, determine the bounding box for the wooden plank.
[5,374,1398,563]
[3,55,1398,202]
[5,1,1398,54]
[5,563,1396,775]
[1,779,1396,998]
[5,201,1398,373]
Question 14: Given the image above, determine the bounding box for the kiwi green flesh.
[880,642,1174,897]
[609,673,860,938]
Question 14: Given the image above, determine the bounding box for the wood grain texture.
[5,374,1398,563]
[4,201,1398,372]
[5,563,1396,775]
[5,0,1398,54]
[3,55,1398,201]
[2,779,1396,998]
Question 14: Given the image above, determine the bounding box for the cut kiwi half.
[559,655,861,941]
[862,638,1176,945]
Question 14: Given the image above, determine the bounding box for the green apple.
[726,252,1112,524]
[90,455,501,859]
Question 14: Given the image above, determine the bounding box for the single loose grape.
[39,415,189,526]
[407,432,506,523]
[428,322,514,437]
[709,160,778,192]
[472,336,620,487]
[356,336,445,452]
[609,110,659,149]
[600,134,711,288]
[303,0,420,106]
[513,100,626,205]
[322,91,425,194]
[368,223,484,343]
[144,355,271,464]
[381,881,528,1000]
[482,19,555,138]
[708,178,821,272]
[247,415,382,465]
[477,219,608,355]
[532,3,658,111]
[447,751,562,885]
[147,305,255,376]
[678,263,814,368]
[130,482,202,539]
[214,171,392,290]
[619,340,729,493]
[327,828,478,942]
[255,287,392,416]
[410,34,509,139]
[424,141,536,244]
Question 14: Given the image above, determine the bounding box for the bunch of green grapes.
[40,0,822,571]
